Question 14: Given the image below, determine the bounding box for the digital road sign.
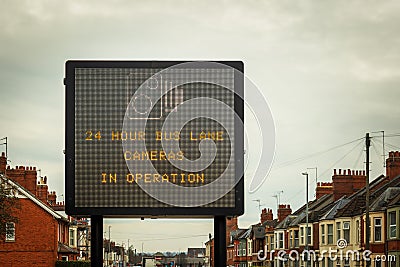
[65,61,244,217]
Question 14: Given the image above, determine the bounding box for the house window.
[343,221,350,243]
[374,218,382,242]
[271,235,275,250]
[294,230,299,247]
[336,222,341,241]
[344,258,350,267]
[389,211,396,238]
[375,258,382,267]
[69,229,75,246]
[328,259,333,267]
[320,257,325,267]
[300,227,304,245]
[356,220,360,243]
[307,227,311,245]
[290,231,293,248]
[266,236,269,252]
[279,232,284,248]
[5,222,15,242]
[321,225,325,245]
[327,224,334,244]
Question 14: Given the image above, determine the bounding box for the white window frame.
[327,224,334,244]
[343,221,350,243]
[321,224,326,245]
[294,229,299,248]
[336,222,341,241]
[374,218,382,242]
[278,232,284,249]
[389,211,397,239]
[300,227,304,245]
[307,226,312,245]
[5,222,15,242]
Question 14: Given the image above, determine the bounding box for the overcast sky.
[1,0,400,253]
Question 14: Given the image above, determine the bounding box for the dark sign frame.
[65,61,244,217]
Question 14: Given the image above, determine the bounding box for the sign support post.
[214,216,227,267]
[91,215,103,267]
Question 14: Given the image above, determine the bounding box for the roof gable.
[1,174,65,220]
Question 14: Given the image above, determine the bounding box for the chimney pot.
[339,169,341,175]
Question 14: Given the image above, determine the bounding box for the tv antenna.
[272,190,284,210]
[252,199,265,212]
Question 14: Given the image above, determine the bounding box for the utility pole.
[365,133,371,267]
[302,172,309,267]
[108,225,112,267]
[382,130,385,168]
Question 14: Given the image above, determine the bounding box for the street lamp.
[108,226,112,267]
[302,172,309,267]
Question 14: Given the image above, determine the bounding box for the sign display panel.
[65,61,244,216]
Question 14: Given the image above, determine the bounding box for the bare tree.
[0,175,20,239]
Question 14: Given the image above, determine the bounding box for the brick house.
[0,152,78,266]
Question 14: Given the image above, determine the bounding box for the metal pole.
[365,133,371,267]
[108,225,111,267]
[214,216,226,267]
[91,215,103,267]
[302,172,309,267]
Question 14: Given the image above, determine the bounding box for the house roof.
[262,219,279,228]
[289,194,335,226]
[335,174,400,218]
[0,174,67,221]
[370,187,400,211]
[275,215,296,229]
[239,228,252,239]
[58,242,79,254]
[231,228,246,240]
[388,192,400,208]
[320,197,351,220]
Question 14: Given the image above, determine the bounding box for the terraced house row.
[206,151,400,267]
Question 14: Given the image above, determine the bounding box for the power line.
[315,139,364,182]
[283,139,364,203]
[273,137,364,170]
[112,234,208,242]
[374,138,400,151]
[352,144,364,169]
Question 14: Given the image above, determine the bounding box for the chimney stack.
[316,182,333,199]
[386,151,400,180]
[277,204,292,222]
[332,168,366,201]
[0,152,6,174]
[261,208,273,223]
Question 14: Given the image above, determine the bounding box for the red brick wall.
[387,240,400,252]
[312,223,319,250]
[261,208,273,223]
[0,152,6,174]
[6,166,38,196]
[386,151,400,180]
[0,199,58,267]
[278,204,292,222]
[332,169,366,201]
[316,182,333,199]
